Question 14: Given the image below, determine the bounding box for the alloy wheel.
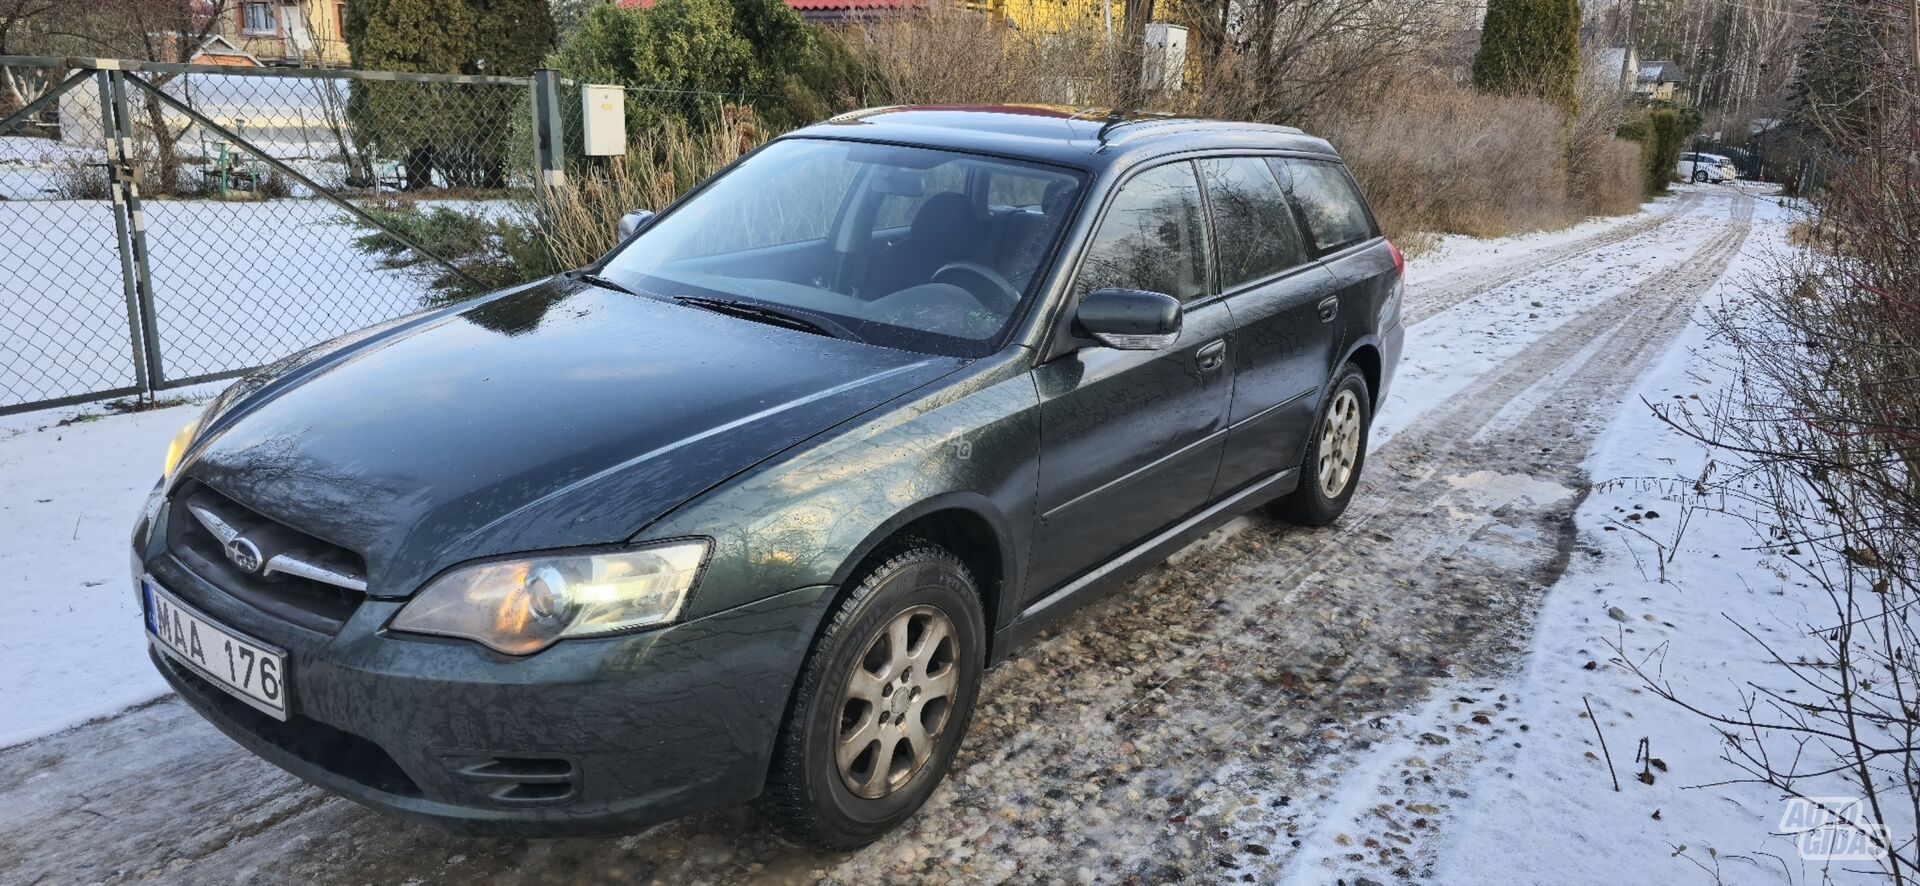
[836,604,960,800]
[1317,388,1363,499]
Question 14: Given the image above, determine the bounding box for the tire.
[1693,170,1709,183]
[759,540,985,850]
[1270,363,1372,527]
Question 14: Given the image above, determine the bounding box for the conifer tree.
[1472,0,1582,116]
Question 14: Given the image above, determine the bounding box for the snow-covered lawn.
[0,399,203,747]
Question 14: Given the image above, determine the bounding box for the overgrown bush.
[1308,77,1579,241]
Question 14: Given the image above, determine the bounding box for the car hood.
[183,280,963,597]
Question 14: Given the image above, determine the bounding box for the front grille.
[166,481,368,634]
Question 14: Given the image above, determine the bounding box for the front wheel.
[1693,170,1710,183]
[759,541,985,850]
[1270,364,1372,526]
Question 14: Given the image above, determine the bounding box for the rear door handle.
[1317,296,1339,323]
[1195,339,1226,372]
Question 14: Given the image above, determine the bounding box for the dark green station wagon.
[135,105,1404,848]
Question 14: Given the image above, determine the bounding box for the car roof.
[783,105,1341,171]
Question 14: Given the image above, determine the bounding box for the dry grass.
[1310,78,1580,241]
[540,109,766,270]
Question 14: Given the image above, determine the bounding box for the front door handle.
[1195,339,1226,372]
[1318,296,1339,323]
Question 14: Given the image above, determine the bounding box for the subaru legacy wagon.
[135,105,1404,848]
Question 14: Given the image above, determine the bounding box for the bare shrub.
[1623,7,1920,873]
[49,160,110,200]
[1569,136,1644,217]
[1567,58,1645,217]
[1310,76,1576,240]
[1173,0,1454,123]
[844,6,1119,108]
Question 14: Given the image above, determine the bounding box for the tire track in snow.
[1402,191,1706,326]
[0,192,1753,886]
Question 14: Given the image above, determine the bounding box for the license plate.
[143,577,289,720]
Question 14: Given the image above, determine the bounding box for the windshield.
[600,139,1084,357]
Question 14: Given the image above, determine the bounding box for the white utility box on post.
[581,84,626,157]
[1142,23,1189,92]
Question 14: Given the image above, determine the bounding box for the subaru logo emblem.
[224,536,264,573]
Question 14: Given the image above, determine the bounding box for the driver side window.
[1073,162,1212,303]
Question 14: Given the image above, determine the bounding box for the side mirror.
[618,209,656,240]
[1075,288,1182,350]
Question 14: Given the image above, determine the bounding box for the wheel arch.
[827,494,1017,654]
[1341,339,1384,407]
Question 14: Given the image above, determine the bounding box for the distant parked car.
[1676,152,1738,184]
[135,105,1404,847]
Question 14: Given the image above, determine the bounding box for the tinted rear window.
[1271,158,1376,253]
[1197,157,1311,291]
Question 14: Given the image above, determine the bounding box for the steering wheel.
[931,261,1021,313]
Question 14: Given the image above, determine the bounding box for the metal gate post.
[531,69,566,192]
[106,69,166,392]
[96,67,151,396]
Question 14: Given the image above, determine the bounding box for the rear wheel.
[1693,170,1710,183]
[760,541,984,849]
[1270,363,1371,526]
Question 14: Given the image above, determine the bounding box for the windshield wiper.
[566,270,641,297]
[671,295,863,343]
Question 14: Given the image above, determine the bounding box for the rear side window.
[1197,157,1311,291]
[1271,158,1376,253]
[1075,161,1213,303]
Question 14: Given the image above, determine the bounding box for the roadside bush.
[1567,136,1644,216]
[1619,106,1693,195]
[1309,77,1577,241]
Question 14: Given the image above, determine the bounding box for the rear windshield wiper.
[671,295,863,344]
[566,270,642,297]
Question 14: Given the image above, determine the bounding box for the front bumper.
[141,531,833,837]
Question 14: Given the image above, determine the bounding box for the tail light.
[1386,240,1405,278]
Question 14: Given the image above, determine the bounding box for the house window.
[241,3,276,34]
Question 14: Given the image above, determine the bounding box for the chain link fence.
[0,56,550,415]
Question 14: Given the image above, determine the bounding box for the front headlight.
[161,414,204,479]
[389,541,710,655]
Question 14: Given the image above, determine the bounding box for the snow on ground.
[1252,187,1895,885]
[1373,191,1699,445]
[0,398,204,747]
